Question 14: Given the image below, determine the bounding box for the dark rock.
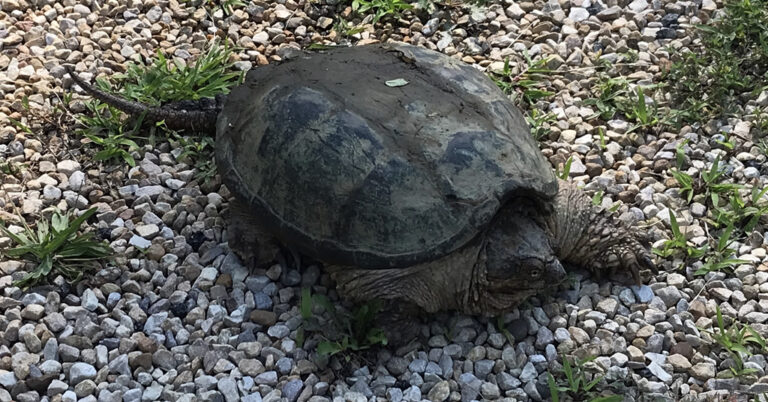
[670,342,694,360]
[660,13,679,27]
[129,353,153,370]
[187,232,206,251]
[23,373,56,393]
[506,318,529,342]
[655,28,676,39]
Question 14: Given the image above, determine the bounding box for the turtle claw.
[619,242,657,285]
[642,254,658,274]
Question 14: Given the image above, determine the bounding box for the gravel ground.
[1,0,768,401]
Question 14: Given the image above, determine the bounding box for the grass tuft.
[0,207,112,290]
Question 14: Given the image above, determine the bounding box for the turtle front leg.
[546,180,657,284]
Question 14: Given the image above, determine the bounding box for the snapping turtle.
[66,43,656,315]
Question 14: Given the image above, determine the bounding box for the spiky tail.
[64,65,220,132]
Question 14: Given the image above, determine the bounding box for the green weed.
[76,101,142,167]
[491,52,555,106]
[495,315,515,345]
[700,155,743,206]
[73,41,242,170]
[625,86,669,133]
[664,0,768,122]
[0,160,26,178]
[333,17,367,39]
[669,155,742,208]
[693,224,749,276]
[526,109,557,141]
[172,134,218,185]
[670,168,695,203]
[547,355,622,402]
[704,305,767,378]
[710,186,768,232]
[754,112,768,137]
[583,75,632,121]
[653,211,707,260]
[0,207,112,290]
[592,190,604,206]
[556,156,573,180]
[298,288,387,359]
[584,74,672,131]
[113,41,244,105]
[182,0,246,16]
[598,127,606,151]
[351,0,413,23]
[758,139,768,158]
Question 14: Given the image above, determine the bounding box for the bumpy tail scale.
[64,65,219,132]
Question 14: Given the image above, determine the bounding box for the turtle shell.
[215,43,558,269]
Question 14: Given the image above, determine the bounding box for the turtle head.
[471,203,566,313]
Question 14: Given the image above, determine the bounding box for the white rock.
[69,171,85,191]
[128,235,151,249]
[568,7,590,22]
[56,160,81,175]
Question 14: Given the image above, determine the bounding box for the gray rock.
[282,379,303,402]
[475,360,494,380]
[480,382,501,399]
[554,328,570,343]
[619,288,637,305]
[596,298,619,316]
[408,359,427,373]
[218,378,239,402]
[143,384,163,401]
[535,326,554,349]
[402,385,421,401]
[648,361,672,382]
[0,371,16,388]
[632,285,654,303]
[81,289,99,311]
[519,362,538,383]
[255,371,277,386]
[69,363,96,384]
[497,372,521,390]
[690,363,716,380]
[57,160,81,175]
[62,391,78,402]
[386,388,403,402]
[129,235,152,249]
[458,373,481,401]
[134,185,165,199]
[48,379,69,394]
[108,355,131,376]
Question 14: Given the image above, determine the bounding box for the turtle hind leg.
[225,198,280,269]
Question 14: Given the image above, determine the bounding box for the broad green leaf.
[300,288,313,319]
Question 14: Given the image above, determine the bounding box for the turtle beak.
[547,258,566,284]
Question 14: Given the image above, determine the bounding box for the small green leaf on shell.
[385,78,409,87]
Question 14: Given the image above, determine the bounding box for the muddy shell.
[215,43,558,269]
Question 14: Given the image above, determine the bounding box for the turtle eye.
[530,269,541,278]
